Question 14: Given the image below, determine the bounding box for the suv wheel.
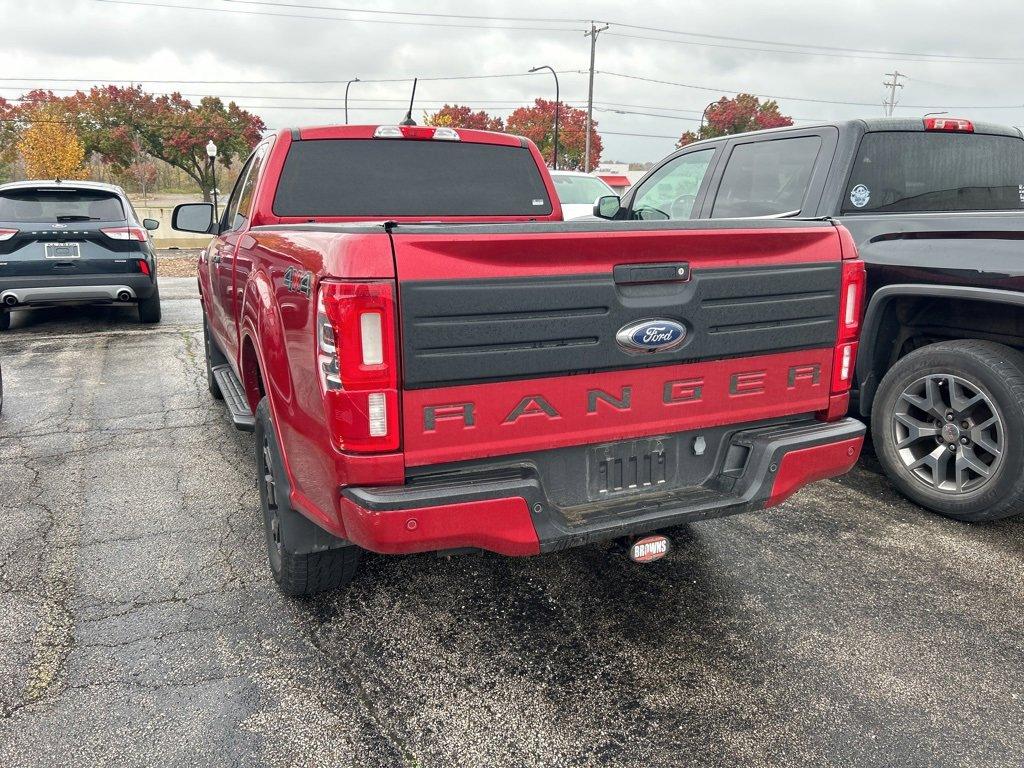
[138,283,161,324]
[872,340,1024,521]
[255,398,362,595]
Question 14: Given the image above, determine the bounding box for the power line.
[92,0,586,32]
[0,71,581,86]
[92,0,1024,65]
[604,32,1002,65]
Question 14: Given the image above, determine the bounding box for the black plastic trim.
[857,283,1024,415]
[343,417,865,552]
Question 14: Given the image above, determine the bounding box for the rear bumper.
[0,274,156,307]
[339,417,865,556]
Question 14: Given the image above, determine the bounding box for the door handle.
[613,262,690,285]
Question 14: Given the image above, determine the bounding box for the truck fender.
[857,283,1024,416]
[239,268,293,410]
[240,271,343,553]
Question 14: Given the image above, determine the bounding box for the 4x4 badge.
[283,267,312,297]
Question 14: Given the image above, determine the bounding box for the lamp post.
[345,77,360,124]
[529,65,559,170]
[699,100,718,138]
[205,140,219,221]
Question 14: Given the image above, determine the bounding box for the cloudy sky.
[2,0,1021,163]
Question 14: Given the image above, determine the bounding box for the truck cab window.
[630,149,715,220]
[711,136,821,218]
[221,147,265,232]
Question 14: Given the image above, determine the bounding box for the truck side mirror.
[172,203,216,234]
[593,195,622,220]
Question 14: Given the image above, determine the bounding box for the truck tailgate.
[390,220,845,467]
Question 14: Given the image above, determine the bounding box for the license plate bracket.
[45,242,81,259]
[587,437,671,500]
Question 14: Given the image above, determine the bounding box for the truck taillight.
[0,228,18,241]
[838,259,865,343]
[317,280,399,453]
[923,117,974,133]
[101,226,147,242]
[831,259,866,396]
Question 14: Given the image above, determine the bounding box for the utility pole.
[584,22,609,172]
[882,71,906,117]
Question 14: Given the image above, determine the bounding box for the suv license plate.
[45,242,81,259]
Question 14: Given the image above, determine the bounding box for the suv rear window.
[273,139,553,217]
[843,132,1024,213]
[0,189,126,223]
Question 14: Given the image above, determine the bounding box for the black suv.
[596,118,1024,522]
[0,180,161,329]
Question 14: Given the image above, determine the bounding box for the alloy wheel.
[891,374,1003,494]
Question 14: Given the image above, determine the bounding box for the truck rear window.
[843,132,1024,213]
[273,139,553,217]
[0,189,125,223]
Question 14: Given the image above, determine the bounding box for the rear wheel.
[872,340,1024,521]
[255,398,361,595]
[138,284,161,324]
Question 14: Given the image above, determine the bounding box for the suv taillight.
[0,228,18,241]
[101,226,147,242]
[832,259,866,396]
[317,280,400,453]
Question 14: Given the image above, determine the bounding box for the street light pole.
[344,77,360,124]
[205,140,219,221]
[529,66,560,169]
[699,100,718,137]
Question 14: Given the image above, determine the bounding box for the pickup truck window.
[222,145,267,232]
[842,132,1024,214]
[711,137,821,218]
[0,189,125,223]
[630,149,715,220]
[273,139,553,217]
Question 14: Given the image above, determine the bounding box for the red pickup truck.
[173,124,866,595]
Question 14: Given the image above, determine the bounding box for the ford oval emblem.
[616,319,687,354]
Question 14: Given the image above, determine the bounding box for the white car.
[550,171,616,220]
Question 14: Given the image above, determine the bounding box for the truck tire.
[871,340,1024,521]
[0,311,9,331]
[138,284,161,324]
[255,398,361,595]
[203,316,223,400]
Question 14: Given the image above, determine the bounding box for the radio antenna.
[400,78,418,126]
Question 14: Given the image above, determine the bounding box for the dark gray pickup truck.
[596,117,1024,521]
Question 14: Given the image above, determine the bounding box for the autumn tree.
[0,97,20,182]
[677,94,793,148]
[76,86,265,201]
[424,104,504,131]
[17,105,87,180]
[506,99,601,170]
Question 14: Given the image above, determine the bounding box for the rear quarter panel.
[238,229,396,529]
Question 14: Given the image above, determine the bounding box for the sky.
[1,0,1022,163]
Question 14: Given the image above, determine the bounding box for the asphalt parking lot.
[1,276,1022,767]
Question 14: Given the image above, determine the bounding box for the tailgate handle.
[613,263,690,285]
